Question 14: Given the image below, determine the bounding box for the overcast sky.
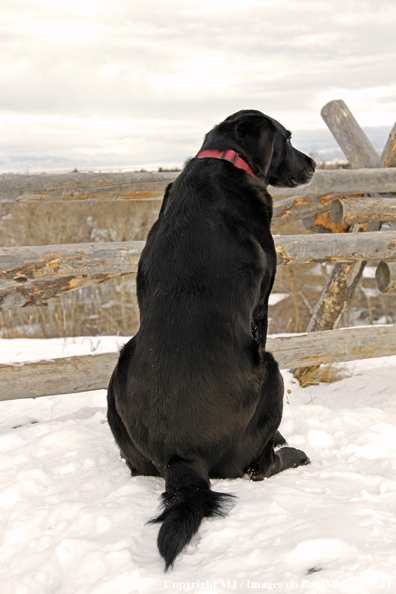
[1,0,396,172]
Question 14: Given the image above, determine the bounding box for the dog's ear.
[235,116,277,178]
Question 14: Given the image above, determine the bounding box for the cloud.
[1,0,395,170]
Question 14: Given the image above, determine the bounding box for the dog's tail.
[149,457,235,571]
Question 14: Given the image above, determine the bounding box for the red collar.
[196,150,255,177]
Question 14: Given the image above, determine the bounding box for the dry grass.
[293,364,351,388]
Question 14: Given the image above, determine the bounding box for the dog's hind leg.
[107,372,159,477]
[247,439,310,481]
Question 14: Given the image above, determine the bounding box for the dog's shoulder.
[223,175,274,229]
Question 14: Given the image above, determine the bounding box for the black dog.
[107,109,315,570]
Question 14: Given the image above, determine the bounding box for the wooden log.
[1,233,395,310]
[274,231,396,265]
[1,324,395,401]
[0,352,119,400]
[289,167,396,195]
[375,261,396,293]
[302,211,350,234]
[0,240,143,310]
[381,122,396,168]
[0,274,129,310]
[0,241,144,281]
[0,171,176,204]
[0,234,394,278]
[321,100,381,168]
[1,168,396,205]
[272,192,339,228]
[380,121,396,233]
[306,261,364,332]
[331,197,396,225]
[271,324,396,369]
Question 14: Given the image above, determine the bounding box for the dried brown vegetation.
[293,363,351,388]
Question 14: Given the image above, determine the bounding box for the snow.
[268,293,289,306]
[0,337,395,594]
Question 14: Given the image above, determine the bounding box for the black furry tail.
[149,457,235,571]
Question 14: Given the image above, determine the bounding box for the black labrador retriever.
[107,109,315,570]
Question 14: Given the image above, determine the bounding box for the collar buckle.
[221,150,239,165]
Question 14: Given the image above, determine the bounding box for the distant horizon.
[0,124,391,175]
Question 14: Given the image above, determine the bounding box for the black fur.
[107,109,315,570]
[148,457,234,571]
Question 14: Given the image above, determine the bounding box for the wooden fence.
[1,100,396,400]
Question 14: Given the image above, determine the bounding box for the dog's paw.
[278,446,310,470]
[248,471,265,482]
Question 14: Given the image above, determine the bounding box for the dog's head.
[200,109,316,188]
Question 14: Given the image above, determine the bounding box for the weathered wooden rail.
[2,232,396,310]
[1,324,395,401]
[2,168,396,234]
[2,233,395,280]
[1,99,396,400]
[1,168,396,205]
[0,171,176,204]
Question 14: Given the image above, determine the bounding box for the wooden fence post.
[381,122,396,168]
[294,101,395,384]
[305,100,394,333]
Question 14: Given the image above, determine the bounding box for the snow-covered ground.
[0,336,395,594]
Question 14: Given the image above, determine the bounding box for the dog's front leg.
[252,267,275,347]
[251,303,269,346]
